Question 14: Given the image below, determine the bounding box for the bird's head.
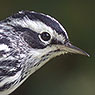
[4,11,89,63]
[0,10,90,95]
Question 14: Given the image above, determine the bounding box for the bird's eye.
[40,32,51,41]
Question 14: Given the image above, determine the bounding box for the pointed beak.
[56,43,89,57]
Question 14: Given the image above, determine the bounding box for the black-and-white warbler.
[0,10,89,95]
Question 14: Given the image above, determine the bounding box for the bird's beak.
[56,43,89,57]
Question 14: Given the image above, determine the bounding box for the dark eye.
[40,32,51,41]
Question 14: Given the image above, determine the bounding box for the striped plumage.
[0,11,89,95]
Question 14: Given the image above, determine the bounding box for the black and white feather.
[0,10,86,95]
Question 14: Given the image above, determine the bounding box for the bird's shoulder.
[0,27,27,76]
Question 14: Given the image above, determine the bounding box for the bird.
[0,10,89,95]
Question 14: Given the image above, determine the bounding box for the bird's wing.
[0,39,22,91]
[0,30,21,79]
[0,59,22,92]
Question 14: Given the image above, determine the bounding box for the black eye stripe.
[22,31,47,49]
[12,26,47,49]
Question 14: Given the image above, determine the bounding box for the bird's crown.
[3,10,69,49]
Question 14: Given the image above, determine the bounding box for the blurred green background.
[0,0,95,95]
